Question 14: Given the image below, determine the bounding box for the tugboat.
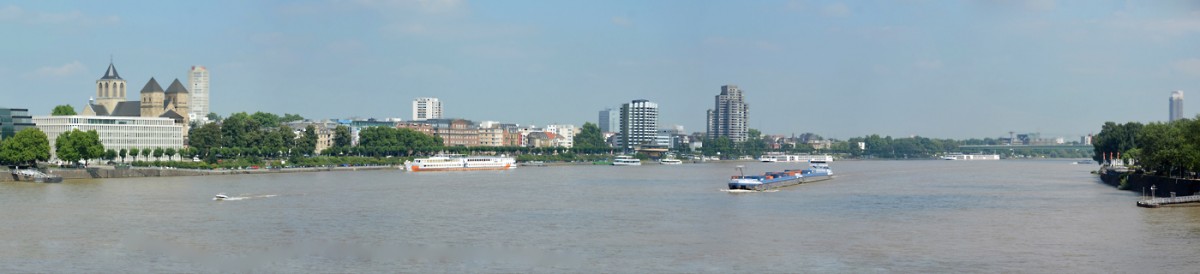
[728,161,833,191]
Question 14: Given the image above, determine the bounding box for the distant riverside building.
[34,115,183,161]
[0,107,35,140]
[1170,90,1184,122]
[706,85,749,142]
[188,66,209,122]
[619,99,659,151]
[285,120,338,154]
[598,108,619,133]
[412,97,443,121]
[1082,134,1093,145]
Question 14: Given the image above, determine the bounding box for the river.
[1,160,1197,272]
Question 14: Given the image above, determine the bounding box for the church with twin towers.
[82,61,210,125]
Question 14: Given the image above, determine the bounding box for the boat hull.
[728,174,832,190]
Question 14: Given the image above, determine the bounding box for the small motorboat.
[214,193,229,200]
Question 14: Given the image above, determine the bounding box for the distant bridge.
[958,144,1092,152]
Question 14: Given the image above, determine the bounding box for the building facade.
[188,66,209,122]
[412,97,443,121]
[286,121,338,154]
[543,124,576,148]
[1170,90,1184,122]
[707,85,749,142]
[0,108,35,140]
[619,99,659,151]
[598,107,619,133]
[34,115,183,161]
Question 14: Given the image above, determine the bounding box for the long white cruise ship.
[404,154,516,172]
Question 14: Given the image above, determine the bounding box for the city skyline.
[5,1,1200,139]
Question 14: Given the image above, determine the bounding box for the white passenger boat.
[941,153,1000,160]
[760,154,834,163]
[658,158,682,165]
[612,155,642,166]
[404,154,517,172]
[214,193,229,200]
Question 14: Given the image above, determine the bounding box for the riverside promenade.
[2,165,398,182]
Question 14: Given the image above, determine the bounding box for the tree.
[153,147,165,159]
[250,112,282,128]
[281,113,305,123]
[103,149,118,163]
[334,125,352,148]
[164,147,177,161]
[140,147,151,160]
[54,129,104,166]
[573,122,606,149]
[0,128,51,166]
[188,122,222,158]
[295,125,319,156]
[129,148,140,162]
[206,112,222,122]
[51,105,76,116]
[119,148,128,163]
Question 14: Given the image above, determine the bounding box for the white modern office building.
[1170,90,1184,122]
[188,66,209,122]
[619,99,659,151]
[412,97,443,121]
[34,115,184,161]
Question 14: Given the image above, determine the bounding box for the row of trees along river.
[0,108,1096,169]
[1092,117,1200,179]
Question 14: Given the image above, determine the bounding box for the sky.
[3,0,1199,140]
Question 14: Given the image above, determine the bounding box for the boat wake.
[721,189,779,193]
[214,194,278,201]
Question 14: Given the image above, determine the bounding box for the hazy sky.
[4,0,1199,139]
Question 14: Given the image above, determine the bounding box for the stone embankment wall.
[2,166,398,182]
[1099,169,1200,197]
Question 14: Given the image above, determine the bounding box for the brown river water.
[1,160,1197,272]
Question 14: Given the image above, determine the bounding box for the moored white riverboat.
[404,154,516,172]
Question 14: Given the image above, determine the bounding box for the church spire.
[100,61,122,80]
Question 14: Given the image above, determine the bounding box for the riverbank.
[1098,168,1200,197]
[2,165,399,182]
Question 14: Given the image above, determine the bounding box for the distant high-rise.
[1170,90,1184,122]
[706,85,749,142]
[619,99,658,151]
[598,107,619,133]
[412,97,443,121]
[188,66,209,121]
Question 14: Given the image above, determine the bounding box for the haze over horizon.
[4,0,1199,140]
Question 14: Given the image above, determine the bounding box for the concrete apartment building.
[412,97,443,121]
[188,66,209,122]
[706,85,749,143]
[619,99,659,151]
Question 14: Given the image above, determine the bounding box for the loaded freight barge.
[728,161,833,191]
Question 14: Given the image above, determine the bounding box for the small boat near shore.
[728,161,833,191]
[214,193,229,200]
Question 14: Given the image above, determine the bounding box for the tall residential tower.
[189,66,209,121]
[1170,90,1184,122]
[412,97,443,121]
[619,99,659,151]
[706,85,749,142]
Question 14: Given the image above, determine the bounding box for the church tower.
[140,78,165,117]
[95,62,126,113]
[164,78,191,125]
